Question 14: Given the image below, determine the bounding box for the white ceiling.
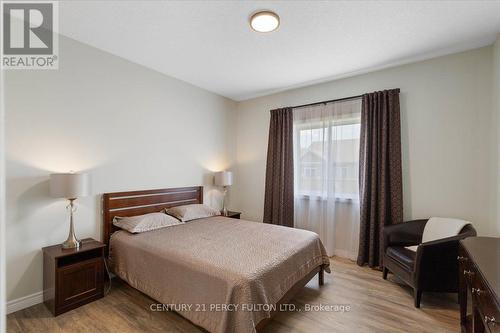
[60,1,500,101]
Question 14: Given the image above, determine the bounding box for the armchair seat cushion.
[386,246,416,271]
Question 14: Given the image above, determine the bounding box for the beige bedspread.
[110,216,330,333]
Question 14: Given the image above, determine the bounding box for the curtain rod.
[288,88,400,110]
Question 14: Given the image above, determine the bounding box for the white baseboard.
[6,291,43,314]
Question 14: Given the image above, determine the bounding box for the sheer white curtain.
[293,98,362,259]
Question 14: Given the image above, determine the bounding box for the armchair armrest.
[414,229,475,290]
[416,234,464,260]
[383,219,428,253]
[416,225,477,264]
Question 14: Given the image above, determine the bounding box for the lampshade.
[50,173,89,199]
[214,171,233,187]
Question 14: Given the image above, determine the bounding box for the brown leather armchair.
[382,219,476,308]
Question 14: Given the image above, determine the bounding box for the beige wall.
[494,35,500,235]
[1,66,6,330]
[232,47,498,237]
[5,36,236,303]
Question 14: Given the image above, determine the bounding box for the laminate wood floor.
[7,257,459,333]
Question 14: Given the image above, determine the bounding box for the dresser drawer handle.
[484,316,496,325]
[463,270,474,276]
[457,255,468,262]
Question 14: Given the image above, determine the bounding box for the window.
[293,100,361,200]
[293,98,362,259]
[303,167,319,178]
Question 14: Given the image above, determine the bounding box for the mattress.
[110,216,330,333]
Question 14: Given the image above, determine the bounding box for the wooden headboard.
[102,186,203,254]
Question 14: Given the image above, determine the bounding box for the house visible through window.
[293,105,361,200]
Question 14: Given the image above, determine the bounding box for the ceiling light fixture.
[250,10,280,33]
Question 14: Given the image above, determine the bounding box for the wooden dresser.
[458,237,499,333]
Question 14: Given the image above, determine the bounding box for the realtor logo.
[1,1,59,69]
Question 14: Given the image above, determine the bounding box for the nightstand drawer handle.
[463,270,474,276]
[484,316,496,325]
[472,288,484,295]
[457,255,467,262]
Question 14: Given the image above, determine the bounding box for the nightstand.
[43,238,106,316]
[223,211,241,219]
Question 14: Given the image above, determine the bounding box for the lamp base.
[221,187,228,217]
[61,198,81,249]
[61,238,81,249]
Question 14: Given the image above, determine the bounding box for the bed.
[103,186,330,333]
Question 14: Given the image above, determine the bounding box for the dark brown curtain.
[357,89,403,268]
[263,108,294,227]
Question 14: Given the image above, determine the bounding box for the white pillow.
[113,212,184,233]
[165,204,220,222]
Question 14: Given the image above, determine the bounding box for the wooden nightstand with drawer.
[223,211,241,219]
[43,238,106,316]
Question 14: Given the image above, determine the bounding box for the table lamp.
[50,173,89,249]
[214,171,233,216]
